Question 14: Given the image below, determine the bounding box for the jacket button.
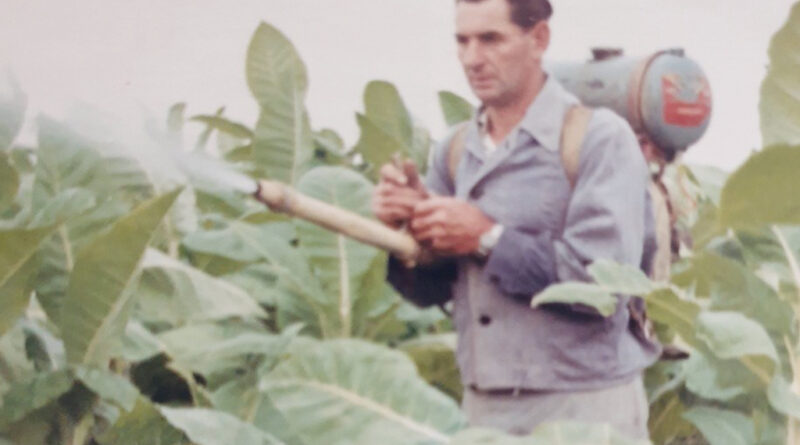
[470,187,483,200]
[479,315,491,326]
[489,275,500,285]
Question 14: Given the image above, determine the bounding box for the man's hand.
[371,160,428,229]
[411,197,495,256]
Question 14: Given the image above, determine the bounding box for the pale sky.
[0,0,795,171]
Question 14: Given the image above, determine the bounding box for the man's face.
[455,0,546,106]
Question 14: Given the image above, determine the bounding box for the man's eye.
[456,36,468,45]
[479,34,499,44]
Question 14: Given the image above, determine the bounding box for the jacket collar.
[474,74,579,153]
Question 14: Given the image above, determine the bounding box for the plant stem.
[773,226,800,445]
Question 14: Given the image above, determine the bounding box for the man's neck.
[485,71,546,144]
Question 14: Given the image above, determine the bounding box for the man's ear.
[529,20,550,59]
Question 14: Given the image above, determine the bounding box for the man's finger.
[413,197,448,217]
[379,163,408,186]
[414,224,446,242]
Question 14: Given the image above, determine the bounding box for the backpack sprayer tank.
[547,48,712,160]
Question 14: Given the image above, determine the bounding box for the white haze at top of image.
[0,0,795,171]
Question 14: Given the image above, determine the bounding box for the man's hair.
[457,0,552,29]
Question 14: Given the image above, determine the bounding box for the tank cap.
[591,47,624,61]
[663,48,685,57]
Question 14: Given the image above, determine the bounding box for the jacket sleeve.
[385,129,460,307]
[483,110,650,304]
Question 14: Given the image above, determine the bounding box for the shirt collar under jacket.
[474,74,580,153]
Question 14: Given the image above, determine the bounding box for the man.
[371,0,660,439]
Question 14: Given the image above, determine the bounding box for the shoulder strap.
[447,122,470,183]
[560,105,593,188]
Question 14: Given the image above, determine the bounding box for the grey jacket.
[388,77,661,391]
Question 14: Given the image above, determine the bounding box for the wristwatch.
[475,224,504,260]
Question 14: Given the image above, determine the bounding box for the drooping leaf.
[247,22,313,185]
[96,397,185,445]
[0,74,26,151]
[642,288,701,347]
[588,260,657,295]
[695,311,777,385]
[134,248,265,325]
[167,102,186,134]
[212,374,307,445]
[0,225,57,336]
[438,91,474,127]
[157,322,290,378]
[191,115,254,140]
[684,352,748,402]
[31,117,149,321]
[75,366,139,412]
[531,282,618,317]
[260,338,465,445]
[399,333,462,402]
[0,153,18,212]
[683,406,755,445]
[0,369,74,429]
[60,189,181,366]
[117,321,164,363]
[647,390,698,445]
[672,251,794,334]
[760,1,800,147]
[767,375,800,419]
[718,145,800,229]
[160,406,284,445]
[294,166,381,337]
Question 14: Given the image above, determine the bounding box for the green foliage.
[438,91,475,126]
[354,81,430,180]
[247,22,314,185]
[760,1,800,147]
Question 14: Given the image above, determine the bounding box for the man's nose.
[459,41,484,70]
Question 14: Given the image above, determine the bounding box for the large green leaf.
[294,167,381,337]
[182,220,333,335]
[399,333,462,402]
[532,282,619,316]
[684,353,748,402]
[160,407,284,445]
[0,225,56,336]
[191,115,254,140]
[353,81,426,179]
[683,406,755,445]
[97,397,185,445]
[260,338,465,445]
[0,75,26,151]
[134,248,265,325]
[247,22,313,185]
[75,366,139,412]
[718,145,800,229]
[760,1,800,147]
[672,252,794,334]
[0,369,73,429]
[32,118,148,321]
[60,189,181,366]
[0,153,18,212]
[212,375,306,445]
[695,311,777,386]
[531,260,661,317]
[438,91,474,127]
[157,322,291,378]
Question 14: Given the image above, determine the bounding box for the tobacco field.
[1,3,800,444]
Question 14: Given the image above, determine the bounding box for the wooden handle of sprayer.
[253,180,421,263]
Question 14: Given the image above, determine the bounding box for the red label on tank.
[662,74,711,127]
